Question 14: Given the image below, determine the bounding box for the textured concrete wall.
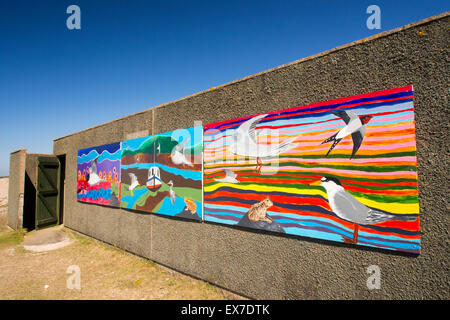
[7,149,26,229]
[53,13,449,299]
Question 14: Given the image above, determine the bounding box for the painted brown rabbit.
[247,197,273,224]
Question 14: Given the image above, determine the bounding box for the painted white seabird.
[87,155,104,186]
[214,169,239,183]
[321,110,373,159]
[167,180,176,205]
[128,173,140,196]
[230,114,298,172]
[170,138,193,167]
[311,176,417,244]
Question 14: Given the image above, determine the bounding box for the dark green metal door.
[36,157,60,229]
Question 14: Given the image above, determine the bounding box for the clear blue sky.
[0,0,448,176]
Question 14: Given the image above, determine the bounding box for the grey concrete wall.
[7,149,26,229]
[53,13,449,299]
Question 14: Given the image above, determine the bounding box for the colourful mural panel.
[77,142,121,207]
[120,127,203,220]
[203,86,420,253]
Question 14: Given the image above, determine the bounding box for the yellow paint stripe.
[354,196,419,214]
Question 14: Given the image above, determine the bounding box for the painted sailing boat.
[147,142,162,190]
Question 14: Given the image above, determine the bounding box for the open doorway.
[22,172,36,230]
[57,154,66,225]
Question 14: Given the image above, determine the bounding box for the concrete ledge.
[22,225,73,252]
[10,148,27,155]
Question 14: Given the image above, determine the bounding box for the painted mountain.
[203,86,420,254]
[120,127,203,220]
[77,142,121,207]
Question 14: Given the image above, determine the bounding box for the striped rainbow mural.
[203,86,420,254]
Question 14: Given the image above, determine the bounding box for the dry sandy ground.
[0,178,243,300]
[0,177,7,207]
[0,178,8,233]
[0,224,243,300]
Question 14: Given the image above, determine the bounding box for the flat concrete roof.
[10,148,27,155]
[53,11,449,142]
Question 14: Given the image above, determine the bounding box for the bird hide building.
[7,13,449,299]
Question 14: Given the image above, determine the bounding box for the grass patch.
[14,246,30,254]
[64,228,94,246]
[167,280,177,287]
[0,228,26,250]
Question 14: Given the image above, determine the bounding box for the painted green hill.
[122,135,202,157]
